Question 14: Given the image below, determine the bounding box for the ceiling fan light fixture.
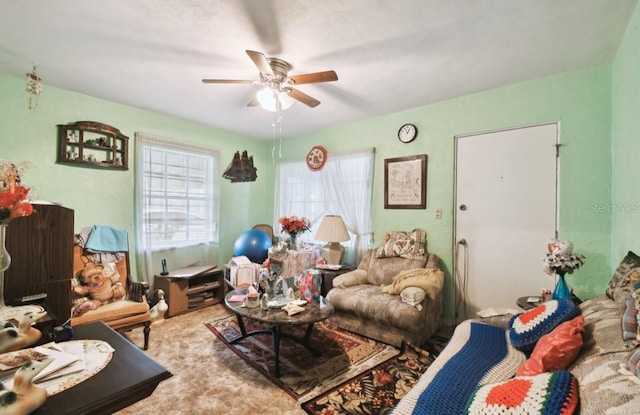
[278,90,294,109]
[256,86,294,112]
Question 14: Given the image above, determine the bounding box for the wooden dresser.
[4,203,74,323]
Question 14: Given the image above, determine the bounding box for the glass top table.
[224,290,334,377]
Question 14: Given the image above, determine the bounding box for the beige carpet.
[116,304,307,415]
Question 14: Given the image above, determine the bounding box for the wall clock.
[306,145,327,171]
[398,123,418,143]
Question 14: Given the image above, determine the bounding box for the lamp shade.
[314,215,350,242]
[314,215,350,265]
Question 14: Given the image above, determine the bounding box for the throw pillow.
[606,250,640,305]
[516,315,584,376]
[508,299,580,354]
[622,294,640,347]
[622,347,640,379]
[465,370,579,415]
[375,229,426,260]
[400,287,426,310]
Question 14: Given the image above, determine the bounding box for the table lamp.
[314,215,350,265]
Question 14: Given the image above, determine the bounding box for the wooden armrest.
[127,279,148,302]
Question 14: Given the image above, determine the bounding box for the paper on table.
[228,294,246,302]
[31,346,81,382]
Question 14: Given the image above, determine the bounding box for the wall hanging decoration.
[306,145,327,171]
[223,150,257,182]
[384,154,427,209]
[57,121,129,170]
[25,64,42,111]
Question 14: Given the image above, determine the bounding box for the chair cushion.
[326,285,424,331]
[367,255,427,286]
[71,300,150,326]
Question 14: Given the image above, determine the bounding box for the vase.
[288,233,297,250]
[552,272,571,300]
[0,223,11,308]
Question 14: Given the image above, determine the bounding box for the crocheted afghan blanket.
[392,320,526,415]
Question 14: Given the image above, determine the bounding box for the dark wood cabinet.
[4,203,74,323]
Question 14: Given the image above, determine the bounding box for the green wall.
[0,74,275,275]
[612,1,640,261]
[281,66,612,319]
[0,56,623,322]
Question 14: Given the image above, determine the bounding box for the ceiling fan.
[202,50,338,110]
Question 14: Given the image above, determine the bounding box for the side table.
[317,265,355,296]
[516,296,545,310]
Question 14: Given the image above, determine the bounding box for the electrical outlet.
[435,208,442,219]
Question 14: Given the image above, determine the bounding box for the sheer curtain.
[135,133,220,283]
[274,148,374,266]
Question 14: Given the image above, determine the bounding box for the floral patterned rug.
[206,315,400,404]
[300,332,450,415]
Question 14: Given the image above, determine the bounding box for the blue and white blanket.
[392,320,526,414]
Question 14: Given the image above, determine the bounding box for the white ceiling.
[0,0,635,140]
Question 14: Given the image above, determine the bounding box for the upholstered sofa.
[393,251,640,414]
[326,229,444,347]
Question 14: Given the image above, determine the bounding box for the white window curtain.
[135,133,220,283]
[274,148,374,266]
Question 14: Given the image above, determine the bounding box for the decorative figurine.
[149,289,168,324]
[0,310,48,354]
[0,357,53,415]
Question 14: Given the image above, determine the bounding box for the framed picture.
[384,154,427,209]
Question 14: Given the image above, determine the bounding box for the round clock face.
[398,123,418,143]
[306,145,327,171]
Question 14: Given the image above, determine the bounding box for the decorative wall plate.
[306,145,327,171]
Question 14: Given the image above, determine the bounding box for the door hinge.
[555,144,562,158]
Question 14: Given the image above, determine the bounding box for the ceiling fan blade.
[246,50,274,76]
[287,87,321,108]
[289,70,338,85]
[202,79,254,84]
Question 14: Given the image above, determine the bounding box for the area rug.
[205,315,399,403]
[301,331,451,415]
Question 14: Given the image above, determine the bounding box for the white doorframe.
[453,122,560,323]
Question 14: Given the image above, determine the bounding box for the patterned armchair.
[326,229,444,347]
[70,233,151,350]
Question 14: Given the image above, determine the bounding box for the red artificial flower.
[0,185,33,223]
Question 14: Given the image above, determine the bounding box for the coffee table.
[224,291,334,377]
[33,321,171,415]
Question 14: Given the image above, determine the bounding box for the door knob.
[459,204,467,211]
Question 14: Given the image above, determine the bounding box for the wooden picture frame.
[384,154,427,209]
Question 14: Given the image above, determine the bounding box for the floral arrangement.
[278,215,311,239]
[543,239,585,276]
[0,160,33,224]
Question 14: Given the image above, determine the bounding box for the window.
[135,133,219,280]
[275,148,374,265]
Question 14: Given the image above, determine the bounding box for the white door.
[454,123,558,321]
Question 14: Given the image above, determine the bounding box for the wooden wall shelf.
[57,121,129,170]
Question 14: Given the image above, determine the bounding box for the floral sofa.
[393,251,640,414]
[326,229,444,347]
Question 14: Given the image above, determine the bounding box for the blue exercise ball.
[233,229,272,263]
